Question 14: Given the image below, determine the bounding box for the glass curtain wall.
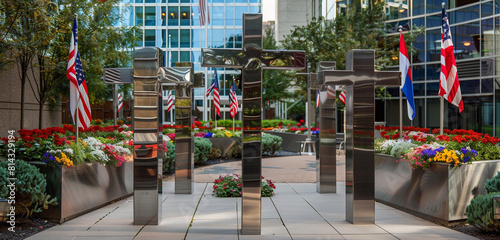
[383,0,498,135]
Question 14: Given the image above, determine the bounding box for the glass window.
[495,17,500,56]
[234,28,242,48]
[426,64,440,80]
[168,0,178,2]
[191,51,201,64]
[249,6,261,13]
[212,29,224,48]
[449,4,479,24]
[482,58,494,76]
[170,51,178,66]
[414,83,425,96]
[412,18,424,28]
[453,22,480,60]
[413,0,425,16]
[226,5,234,26]
[192,6,200,26]
[386,87,399,97]
[235,0,248,3]
[225,28,235,48]
[460,80,480,94]
[181,0,190,2]
[180,6,191,26]
[412,98,425,127]
[135,6,143,26]
[161,6,166,26]
[145,0,155,3]
[180,51,190,62]
[135,0,143,3]
[482,1,493,17]
[191,29,205,48]
[168,6,178,26]
[413,33,425,63]
[144,30,155,47]
[145,7,155,26]
[426,82,439,95]
[137,29,143,47]
[180,29,190,48]
[168,29,179,48]
[213,0,224,2]
[482,18,494,57]
[249,0,260,2]
[212,6,224,26]
[385,0,408,20]
[123,7,134,27]
[482,79,493,93]
[426,14,441,28]
[453,96,493,135]
[426,98,442,129]
[412,65,425,81]
[162,30,166,48]
[235,6,248,26]
[426,29,441,62]
[427,0,444,14]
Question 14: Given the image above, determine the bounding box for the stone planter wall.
[34,160,133,223]
[264,131,317,152]
[375,154,500,224]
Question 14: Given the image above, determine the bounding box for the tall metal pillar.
[316,61,337,193]
[133,47,163,225]
[322,50,401,224]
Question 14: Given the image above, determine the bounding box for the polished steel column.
[316,61,337,193]
[133,47,163,225]
[201,13,306,235]
[323,50,401,224]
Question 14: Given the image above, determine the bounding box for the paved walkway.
[28,182,475,240]
[27,153,476,239]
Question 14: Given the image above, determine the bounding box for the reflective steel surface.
[316,61,337,193]
[323,50,400,224]
[375,155,500,223]
[159,64,195,194]
[37,161,133,223]
[201,13,306,235]
[133,47,163,225]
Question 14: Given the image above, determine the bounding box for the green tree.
[262,27,295,118]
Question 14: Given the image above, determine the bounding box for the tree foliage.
[280,2,423,101]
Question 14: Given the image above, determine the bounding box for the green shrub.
[466,192,500,232]
[163,141,175,173]
[389,141,416,158]
[485,171,500,194]
[208,148,222,159]
[194,137,212,165]
[0,166,8,197]
[262,134,282,156]
[0,160,57,218]
[213,173,276,197]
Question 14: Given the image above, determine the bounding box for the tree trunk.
[20,71,26,129]
[38,99,44,129]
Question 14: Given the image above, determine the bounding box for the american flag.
[439,5,463,112]
[166,91,174,113]
[117,92,123,116]
[67,17,91,129]
[199,0,210,26]
[339,90,346,105]
[327,85,335,99]
[229,80,238,118]
[206,68,216,97]
[209,69,220,117]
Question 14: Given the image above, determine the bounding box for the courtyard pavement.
[27,153,476,240]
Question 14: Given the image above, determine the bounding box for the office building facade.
[119,0,262,121]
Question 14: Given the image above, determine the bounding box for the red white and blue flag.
[117,92,123,116]
[440,6,464,112]
[339,90,346,105]
[208,69,220,117]
[67,17,91,129]
[316,90,320,108]
[166,91,174,113]
[399,29,415,120]
[229,80,238,118]
[198,0,210,26]
[327,85,335,99]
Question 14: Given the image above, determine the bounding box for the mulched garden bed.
[0,218,56,240]
[449,224,500,240]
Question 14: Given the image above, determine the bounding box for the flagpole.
[399,26,403,135]
[75,92,80,142]
[440,97,444,135]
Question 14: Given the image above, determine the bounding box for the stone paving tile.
[342,234,398,240]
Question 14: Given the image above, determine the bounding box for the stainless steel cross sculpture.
[316,61,337,193]
[322,50,401,224]
[201,13,306,235]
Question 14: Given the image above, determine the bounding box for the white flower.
[63,148,73,155]
[113,145,131,155]
[83,137,102,150]
[163,135,171,142]
[90,149,109,162]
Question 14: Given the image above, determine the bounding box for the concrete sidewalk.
[28,181,475,240]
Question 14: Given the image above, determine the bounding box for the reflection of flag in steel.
[229,80,238,118]
[117,93,123,116]
[439,5,463,112]
[212,69,220,117]
[67,16,91,129]
[166,91,173,113]
[339,91,346,104]
[399,28,415,120]
[316,90,320,108]
[327,85,335,99]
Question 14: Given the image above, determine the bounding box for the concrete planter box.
[264,131,317,152]
[207,137,239,158]
[33,160,133,223]
[375,154,500,225]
